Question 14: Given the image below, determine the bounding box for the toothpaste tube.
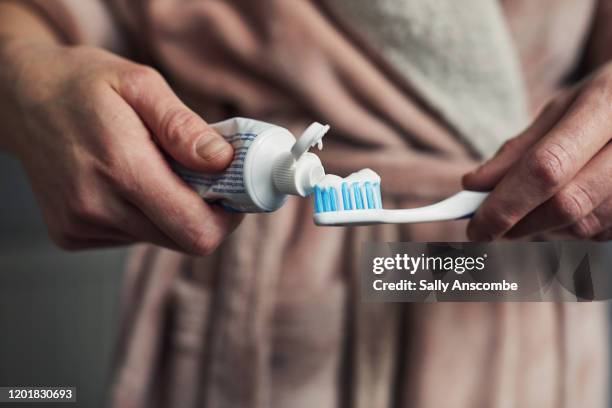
[172,117,328,212]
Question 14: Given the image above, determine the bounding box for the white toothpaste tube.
[172,117,328,212]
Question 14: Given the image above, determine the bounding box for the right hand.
[3,43,242,254]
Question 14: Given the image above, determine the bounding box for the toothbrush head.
[312,169,490,226]
[313,169,384,226]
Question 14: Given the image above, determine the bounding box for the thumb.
[117,66,233,172]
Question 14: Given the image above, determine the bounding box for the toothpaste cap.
[272,122,328,197]
[291,122,328,159]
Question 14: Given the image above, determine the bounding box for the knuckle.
[124,64,161,85]
[160,108,203,146]
[526,145,569,191]
[119,65,162,99]
[68,191,107,224]
[552,186,593,223]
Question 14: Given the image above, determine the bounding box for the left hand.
[463,64,612,241]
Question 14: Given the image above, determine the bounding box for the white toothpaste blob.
[317,174,344,187]
[345,168,381,185]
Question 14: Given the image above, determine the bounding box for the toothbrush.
[313,169,489,226]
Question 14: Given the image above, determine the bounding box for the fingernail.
[196,134,230,161]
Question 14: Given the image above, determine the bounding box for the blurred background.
[0,152,125,408]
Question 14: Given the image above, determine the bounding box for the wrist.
[0,1,62,77]
[0,39,58,155]
[0,40,25,154]
[0,35,59,73]
[0,1,64,153]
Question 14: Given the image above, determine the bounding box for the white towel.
[325,0,530,157]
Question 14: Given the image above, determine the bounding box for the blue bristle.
[342,182,351,210]
[365,181,375,209]
[322,188,331,211]
[353,182,363,209]
[314,178,383,215]
[314,186,324,213]
[328,187,338,211]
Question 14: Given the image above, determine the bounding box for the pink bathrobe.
[23,0,609,407]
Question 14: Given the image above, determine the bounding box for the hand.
[3,43,242,253]
[463,64,612,241]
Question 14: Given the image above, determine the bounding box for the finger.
[463,88,579,191]
[124,146,243,255]
[554,197,612,240]
[115,66,233,172]
[129,164,243,255]
[55,184,181,250]
[505,142,612,238]
[468,84,612,241]
[68,199,191,252]
[115,201,185,251]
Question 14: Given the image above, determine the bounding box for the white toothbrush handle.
[379,190,489,223]
[313,190,489,225]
